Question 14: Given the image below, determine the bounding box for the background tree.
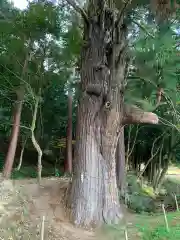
[125,17,180,189]
[0,0,76,178]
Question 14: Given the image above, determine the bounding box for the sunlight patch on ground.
[167,166,180,175]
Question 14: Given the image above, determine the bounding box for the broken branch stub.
[123,105,159,125]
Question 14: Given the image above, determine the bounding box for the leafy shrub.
[159,178,180,211]
[121,174,180,213]
[123,174,156,213]
[162,178,180,196]
[128,194,155,213]
[11,167,37,179]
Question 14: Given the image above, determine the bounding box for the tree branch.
[123,104,159,125]
[65,0,89,23]
[115,0,132,28]
[131,20,155,38]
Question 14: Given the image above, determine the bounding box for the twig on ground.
[125,228,128,240]
[174,194,179,212]
[162,204,169,232]
[40,215,45,240]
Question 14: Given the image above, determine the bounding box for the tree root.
[102,204,123,225]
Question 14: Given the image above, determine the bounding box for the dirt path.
[0,177,135,240]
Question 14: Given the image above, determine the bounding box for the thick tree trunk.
[68,4,128,227]
[67,0,159,228]
[3,89,24,179]
[70,105,123,227]
[65,92,73,174]
[116,127,126,194]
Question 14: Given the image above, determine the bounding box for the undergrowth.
[103,212,180,240]
[141,225,180,240]
[121,173,180,213]
[138,212,180,239]
[11,166,63,179]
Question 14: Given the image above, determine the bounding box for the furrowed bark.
[67,0,159,228]
[116,127,126,194]
[68,0,127,227]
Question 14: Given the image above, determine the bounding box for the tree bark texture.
[3,89,24,179]
[65,92,73,174]
[68,0,159,228]
[69,3,128,227]
[116,127,125,194]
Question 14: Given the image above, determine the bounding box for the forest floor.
[0,167,180,240]
[0,176,139,240]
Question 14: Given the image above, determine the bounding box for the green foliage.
[128,194,155,213]
[123,173,180,214]
[125,18,180,186]
[11,166,64,179]
[0,0,78,165]
[124,174,156,213]
[11,167,37,179]
[160,178,180,211]
[102,212,180,240]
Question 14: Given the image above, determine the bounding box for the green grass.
[136,212,180,239]
[141,226,180,240]
[100,212,180,239]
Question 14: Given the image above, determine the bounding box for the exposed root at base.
[102,205,123,225]
[69,205,123,229]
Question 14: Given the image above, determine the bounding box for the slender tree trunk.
[31,94,42,184]
[116,127,126,194]
[3,88,24,179]
[16,136,27,171]
[2,39,32,179]
[156,164,168,189]
[65,92,73,174]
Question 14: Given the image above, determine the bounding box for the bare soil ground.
[0,166,179,240]
[0,177,135,240]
